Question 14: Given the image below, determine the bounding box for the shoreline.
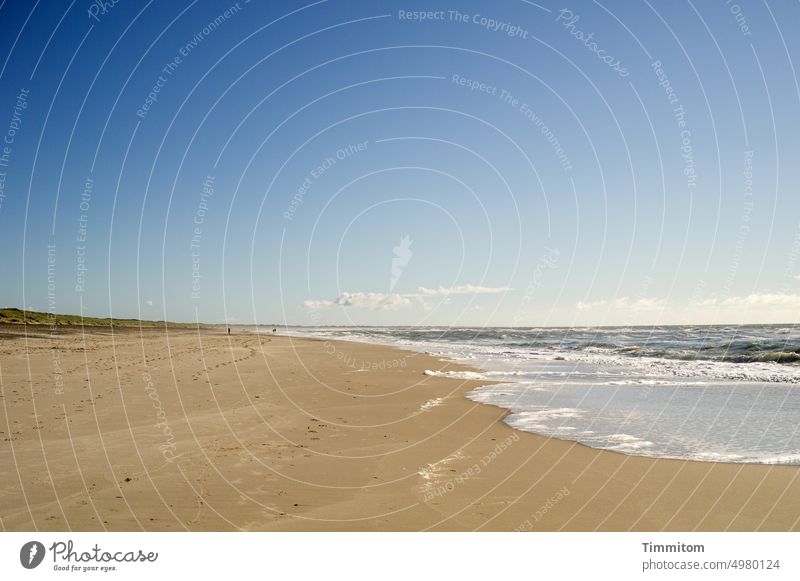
[1,326,798,531]
[291,331,800,468]
[269,334,783,472]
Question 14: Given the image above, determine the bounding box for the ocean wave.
[753,453,800,465]
[606,440,655,452]
[289,325,800,465]
[560,352,800,384]
[289,326,800,383]
[604,379,710,386]
[605,433,643,442]
[422,370,486,380]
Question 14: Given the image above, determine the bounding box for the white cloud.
[304,284,510,311]
[580,293,800,313]
[416,284,511,296]
[793,274,800,281]
[623,297,667,311]
[303,292,411,311]
[702,293,800,308]
[145,300,153,307]
[576,299,607,311]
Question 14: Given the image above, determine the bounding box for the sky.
[1,0,799,327]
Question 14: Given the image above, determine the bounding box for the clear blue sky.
[1,0,799,326]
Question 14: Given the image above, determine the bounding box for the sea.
[282,325,800,465]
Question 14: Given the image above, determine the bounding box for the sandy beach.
[1,325,798,532]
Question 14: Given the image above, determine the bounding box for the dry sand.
[1,325,798,531]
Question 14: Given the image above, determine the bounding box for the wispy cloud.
[577,293,800,318]
[576,297,666,311]
[390,235,413,291]
[303,292,412,311]
[575,299,606,311]
[304,284,511,311]
[693,293,800,308]
[417,284,512,296]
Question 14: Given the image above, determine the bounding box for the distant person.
[272,328,277,333]
[227,327,230,335]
